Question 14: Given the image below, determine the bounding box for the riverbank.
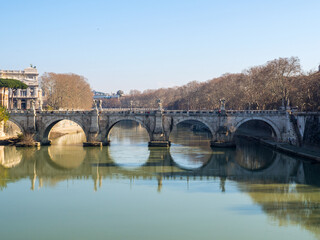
[0,122,81,146]
[0,136,19,145]
[238,135,320,162]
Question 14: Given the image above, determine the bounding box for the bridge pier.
[82,109,104,147]
[41,139,51,146]
[83,142,103,147]
[148,112,171,147]
[102,140,110,146]
[83,133,103,147]
[210,140,235,148]
[148,140,171,147]
[148,132,171,147]
[210,126,235,148]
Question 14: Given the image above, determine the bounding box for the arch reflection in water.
[108,145,149,169]
[48,145,86,169]
[108,120,149,169]
[0,146,22,168]
[170,145,212,170]
[234,139,275,171]
[169,121,212,170]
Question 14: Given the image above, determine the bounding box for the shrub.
[18,133,35,145]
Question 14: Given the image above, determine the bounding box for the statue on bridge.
[99,100,103,110]
[157,99,163,111]
[219,98,226,112]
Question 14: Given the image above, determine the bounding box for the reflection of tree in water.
[235,139,275,171]
[238,182,320,239]
[0,162,11,190]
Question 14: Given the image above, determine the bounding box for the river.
[0,121,320,240]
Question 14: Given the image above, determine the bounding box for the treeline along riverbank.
[103,57,320,112]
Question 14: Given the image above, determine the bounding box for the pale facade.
[0,67,43,110]
[0,87,9,108]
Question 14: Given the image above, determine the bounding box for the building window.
[21,100,26,110]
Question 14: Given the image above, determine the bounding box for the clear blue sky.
[1,0,319,93]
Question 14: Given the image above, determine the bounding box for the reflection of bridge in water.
[0,143,318,192]
[1,144,320,239]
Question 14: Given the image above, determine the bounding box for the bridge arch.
[104,117,152,143]
[5,119,25,135]
[233,117,280,141]
[170,118,214,138]
[42,118,88,144]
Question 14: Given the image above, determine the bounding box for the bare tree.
[122,56,317,111]
[41,73,93,110]
[264,57,301,107]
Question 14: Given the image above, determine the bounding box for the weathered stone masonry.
[8,108,313,147]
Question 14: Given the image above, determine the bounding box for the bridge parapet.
[161,109,286,116]
[226,110,284,114]
[101,110,158,115]
[294,112,320,116]
[9,110,36,114]
[38,110,92,115]
[225,110,286,116]
[163,110,215,115]
[101,108,157,112]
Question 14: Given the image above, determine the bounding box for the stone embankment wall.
[303,115,320,147]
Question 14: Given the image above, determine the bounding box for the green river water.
[0,121,320,240]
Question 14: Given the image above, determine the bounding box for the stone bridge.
[7,108,311,146]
